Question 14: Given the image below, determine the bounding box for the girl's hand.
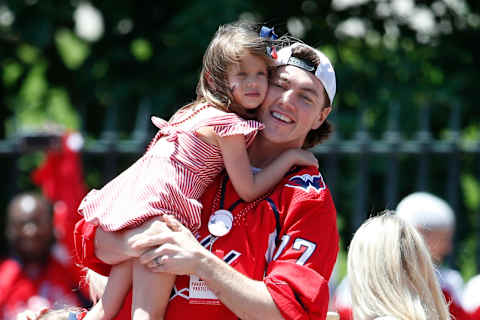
[286,149,319,168]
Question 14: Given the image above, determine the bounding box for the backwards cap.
[395,192,455,229]
[275,42,336,105]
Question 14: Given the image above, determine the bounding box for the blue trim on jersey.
[266,198,281,244]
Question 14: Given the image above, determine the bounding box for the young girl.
[79,23,318,320]
[348,212,450,320]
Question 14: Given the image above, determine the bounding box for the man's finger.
[140,243,177,264]
[131,233,169,250]
[162,214,185,232]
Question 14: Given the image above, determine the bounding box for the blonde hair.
[347,211,450,320]
[194,22,273,119]
[84,268,109,303]
[37,307,86,320]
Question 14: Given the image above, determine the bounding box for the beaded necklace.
[211,174,274,227]
[168,104,211,127]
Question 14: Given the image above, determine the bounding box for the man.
[396,192,472,320]
[74,41,339,320]
[0,193,84,320]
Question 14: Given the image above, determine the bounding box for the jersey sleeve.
[73,219,112,276]
[264,169,339,320]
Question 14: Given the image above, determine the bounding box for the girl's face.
[227,53,268,110]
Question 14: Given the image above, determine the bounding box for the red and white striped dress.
[78,105,263,232]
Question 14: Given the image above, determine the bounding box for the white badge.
[188,275,220,305]
[208,209,233,237]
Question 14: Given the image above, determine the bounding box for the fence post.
[416,105,432,191]
[384,102,401,208]
[446,103,462,268]
[101,104,119,182]
[353,109,370,232]
[323,110,340,202]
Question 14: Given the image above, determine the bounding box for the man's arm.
[196,247,284,320]
[133,215,284,320]
[76,213,283,319]
[261,177,339,320]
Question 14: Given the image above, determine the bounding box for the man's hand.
[131,215,209,276]
[124,217,171,257]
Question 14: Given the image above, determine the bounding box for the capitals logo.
[285,173,326,193]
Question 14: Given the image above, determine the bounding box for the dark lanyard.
[219,174,243,212]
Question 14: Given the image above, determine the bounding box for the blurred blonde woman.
[347,211,450,320]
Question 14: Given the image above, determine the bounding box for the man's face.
[419,227,453,264]
[7,195,54,262]
[257,65,331,149]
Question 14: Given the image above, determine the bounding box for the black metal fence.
[1,100,479,273]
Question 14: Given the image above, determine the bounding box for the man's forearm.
[197,251,284,320]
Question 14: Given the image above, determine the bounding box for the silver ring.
[154,256,162,267]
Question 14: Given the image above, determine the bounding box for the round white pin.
[208,209,233,237]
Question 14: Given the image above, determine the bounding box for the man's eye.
[301,95,313,104]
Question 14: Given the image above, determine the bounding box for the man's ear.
[312,106,332,130]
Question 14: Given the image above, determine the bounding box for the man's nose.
[279,90,295,109]
[22,222,38,237]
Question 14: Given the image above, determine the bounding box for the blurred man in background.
[0,193,87,320]
[395,192,471,320]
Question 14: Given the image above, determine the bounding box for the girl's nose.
[246,76,257,88]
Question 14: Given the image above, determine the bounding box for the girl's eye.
[237,72,247,77]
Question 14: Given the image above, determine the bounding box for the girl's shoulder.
[196,104,257,124]
[168,103,222,124]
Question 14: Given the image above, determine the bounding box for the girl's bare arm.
[218,134,317,202]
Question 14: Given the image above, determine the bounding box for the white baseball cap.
[275,42,336,106]
[395,192,455,229]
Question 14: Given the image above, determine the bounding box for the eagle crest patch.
[285,174,326,193]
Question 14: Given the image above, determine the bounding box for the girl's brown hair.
[193,22,273,119]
